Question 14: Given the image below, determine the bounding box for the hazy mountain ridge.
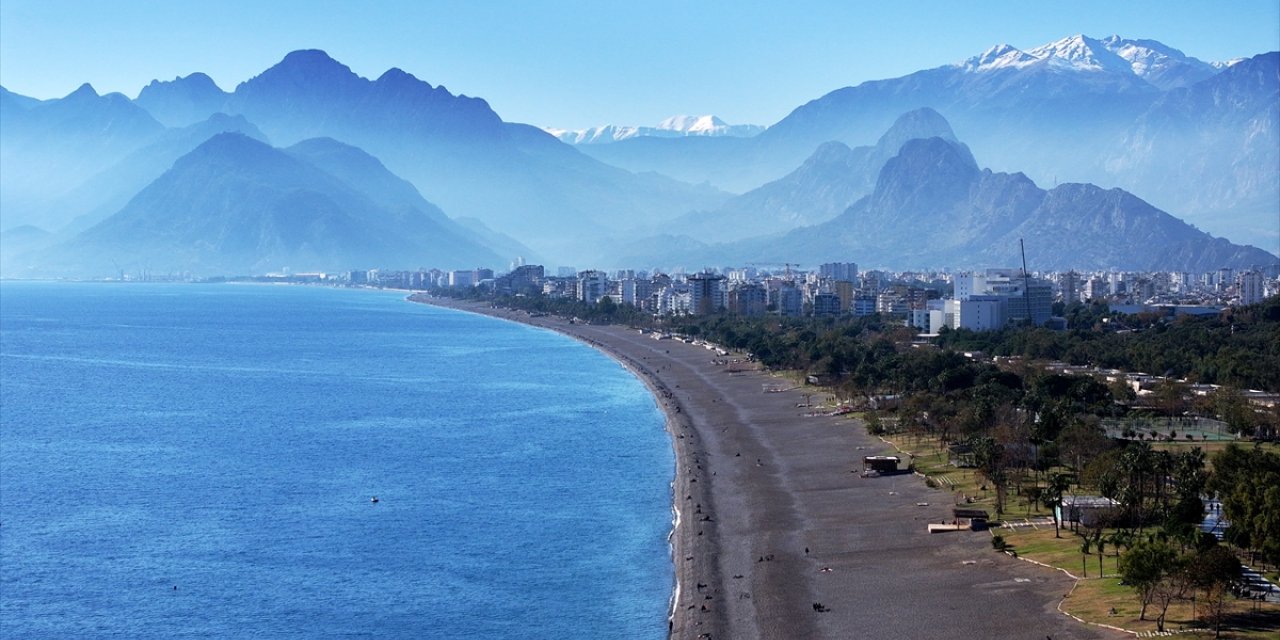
[2,37,1275,276]
[1,83,166,231]
[134,72,231,127]
[50,113,269,236]
[212,51,728,258]
[1102,52,1279,243]
[663,108,959,241]
[581,35,1277,253]
[23,133,506,277]
[617,135,1276,272]
[1,50,729,267]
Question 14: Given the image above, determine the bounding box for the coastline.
[411,295,1123,640]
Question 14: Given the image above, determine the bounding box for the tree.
[1154,378,1189,419]
[1044,473,1070,538]
[1080,537,1091,578]
[1209,446,1280,565]
[1150,555,1191,632]
[1059,418,1111,478]
[1188,546,1243,639]
[1119,539,1177,621]
[1212,386,1257,436]
[971,436,1008,515]
[1095,530,1107,577]
[597,295,617,316]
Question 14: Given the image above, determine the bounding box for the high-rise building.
[577,270,608,303]
[819,262,858,282]
[728,284,767,316]
[1238,270,1265,305]
[812,292,841,316]
[954,268,1052,326]
[1058,271,1080,304]
[688,272,726,315]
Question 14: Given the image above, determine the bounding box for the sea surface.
[0,282,673,639]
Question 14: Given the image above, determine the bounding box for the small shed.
[948,442,977,468]
[952,507,990,531]
[1057,496,1121,528]
[862,455,902,474]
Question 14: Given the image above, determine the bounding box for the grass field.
[1000,527,1280,638]
[851,418,1280,637]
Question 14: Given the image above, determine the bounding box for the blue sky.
[2,0,1277,129]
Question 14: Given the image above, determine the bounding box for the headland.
[411,295,1123,640]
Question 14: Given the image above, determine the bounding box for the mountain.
[617,136,1277,272]
[546,114,764,144]
[580,35,1275,252]
[1103,51,1280,245]
[663,108,959,242]
[283,136,536,262]
[585,34,1167,192]
[47,113,268,235]
[1098,35,1221,90]
[26,133,506,277]
[1,83,164,231]
[0,86,44,110]
[211,50,727,260]
[134,72,231,127]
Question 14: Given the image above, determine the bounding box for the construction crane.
[748,262,800,279]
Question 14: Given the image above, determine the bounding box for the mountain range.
[3,50,728,263]
[545,115,764,144]
[1,35,1276,277]
[582,35,1278,251]
[615,135,1276,272]
[23,133,507,277]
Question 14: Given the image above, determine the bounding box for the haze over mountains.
[622,135,1275,272]
[1,34,1276,278]
[35,133,505,276]
[584,35,1278,248]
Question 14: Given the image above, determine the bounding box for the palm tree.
[1080,538,1091,577]
[1044,473,1070,538]
[1096,533,1107,577]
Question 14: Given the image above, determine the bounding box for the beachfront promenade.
[418,298,1122,639]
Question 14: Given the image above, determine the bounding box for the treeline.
[936,297,1280,393]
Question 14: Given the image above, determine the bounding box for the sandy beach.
[413,296,1124,640]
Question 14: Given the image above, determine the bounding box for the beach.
[414,296,1124,640]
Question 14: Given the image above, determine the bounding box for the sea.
[0,281,674,639]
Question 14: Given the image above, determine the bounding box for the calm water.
[0,282,673,639]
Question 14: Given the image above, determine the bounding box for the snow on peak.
[958,34,1227,89]
[544,115,762,144]
[1027,34,1134,73]
[959,44,1040,71]
[657,114,728,133]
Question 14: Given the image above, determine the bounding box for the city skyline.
[2,0,1277,129]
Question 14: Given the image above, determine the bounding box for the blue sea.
[0,282,673,639]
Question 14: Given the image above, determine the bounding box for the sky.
[2,0,1278,130]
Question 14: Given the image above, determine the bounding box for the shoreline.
[410,295,1123,640]
[408,295,721,635]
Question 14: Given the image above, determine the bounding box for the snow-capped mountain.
[1026,34,1136,74]
[546,115,763,144]
[956,34,1227,90]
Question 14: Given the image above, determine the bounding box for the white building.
[1237,270,1265,306]
[954,268,1052,327]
